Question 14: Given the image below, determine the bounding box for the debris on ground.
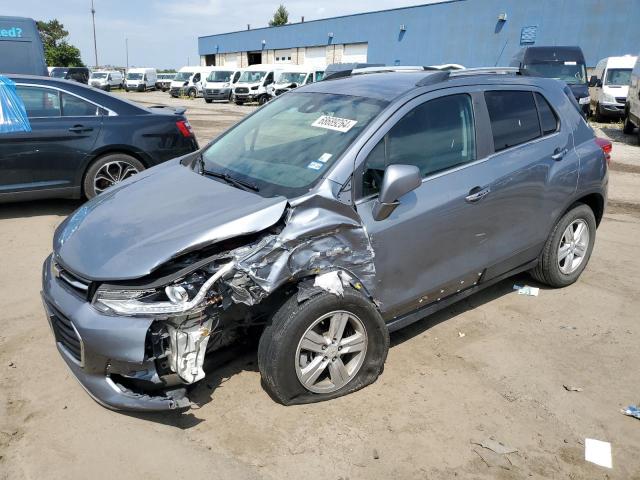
[621,405,640,420]
[513,285,540,296]
[563,384,583,392]
[471,438,518,455]
[372,448,380,460]
[584,438,612,469]
[458,331,466,338]
[7,361,15,368]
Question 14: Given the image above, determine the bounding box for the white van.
[89,70,124,91]
[169,66,214,98]
[232,64,286,105]
[125,68,157,92]
[589,55,637,120]
[623,54,640,140]
[266,65,324,99]
[203,67,242,103]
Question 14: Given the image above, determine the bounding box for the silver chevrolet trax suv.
[42,67,608,411]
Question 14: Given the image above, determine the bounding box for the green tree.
[269,5,289,27]
[36,19,84,67]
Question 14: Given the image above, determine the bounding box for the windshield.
[605,68,632,86]
[91,73,108,79]
[279,72,307,84]
[524,62,587,85]
[238,71,266,83]
[50,68,68,78]
[200,92,387,197]
[207,71,233,82]
[127,72,143,80]
[174,71,193,81]
[159,73,175,80]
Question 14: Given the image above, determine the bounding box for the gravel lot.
[1,90,640,479]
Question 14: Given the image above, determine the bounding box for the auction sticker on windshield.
[311,115,358,133]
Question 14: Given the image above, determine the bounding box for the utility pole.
[187,56,190,66]
[91,0,98,67]
[125,37,129,71]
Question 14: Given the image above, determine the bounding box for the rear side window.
[16,86,61,117]
[61,92,99,116]
[485,91,541,151]
[534,93,559,135]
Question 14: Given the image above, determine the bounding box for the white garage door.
[275,49,292,63]
[342,43,368,63]
[224,53,237,68]
[305,46,326,67]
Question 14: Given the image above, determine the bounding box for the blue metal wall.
[198,0,639,67]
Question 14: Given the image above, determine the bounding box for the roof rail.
[351,65,431,75]
[449,67,520,76]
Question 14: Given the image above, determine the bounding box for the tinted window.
[61,93,98,116]
[485,91,541,151]
[16,86,61,117]
[363,94,476,196]
[232,72,241,83]
[535,93,558,135]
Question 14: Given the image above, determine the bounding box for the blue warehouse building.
[198,0,639,70]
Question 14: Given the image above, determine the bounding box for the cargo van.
[169,66,214,98]
[89,70,124,91]
[266,65,324,99]
[0,16,47,76]
[589,55,637,120]
[232,64,286,105]
[49,67,90,84]
[125,67,157,92]
[203,67,242,102]
[623,54,640,140]
[511,46,589,114]
[156,72,175,92]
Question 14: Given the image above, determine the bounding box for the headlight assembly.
[92,261,235,316]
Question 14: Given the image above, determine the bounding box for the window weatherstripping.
[15,83,118,118]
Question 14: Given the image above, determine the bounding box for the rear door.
[0,84,102,195]
[478,87,577,279]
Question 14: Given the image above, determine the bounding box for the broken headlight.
[92,261,235,316]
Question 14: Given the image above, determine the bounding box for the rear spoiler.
[148,105,187,115]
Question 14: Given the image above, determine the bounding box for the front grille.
[615,97,626,104]
[235,87,249,94]
[206,89,220,94]
[53,261,91,300]
[48,303,83,363]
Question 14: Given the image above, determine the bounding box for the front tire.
[187,88,197,99]
[623,112,635,134]
[204,98,213,103]
[258,95,269,106]
[83,153,145,199]
[258,288,389,405]
[530,204,596,288]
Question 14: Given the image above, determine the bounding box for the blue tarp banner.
[0,75,31,133]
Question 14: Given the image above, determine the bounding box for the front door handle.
[68,125,93,133]
[551,147,568,161]
[465,186,490,203]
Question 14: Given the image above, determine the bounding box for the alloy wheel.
[93,161,140,195]
[295,310,368,393]
[558,219,590,274]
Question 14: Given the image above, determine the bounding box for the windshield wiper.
[202,169,259,192]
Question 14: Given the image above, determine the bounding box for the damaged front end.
[44,189,377,412]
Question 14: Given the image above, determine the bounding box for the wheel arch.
[79,148,151,196]
[570,192,605,227]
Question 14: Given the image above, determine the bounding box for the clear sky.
[9,0,441,69]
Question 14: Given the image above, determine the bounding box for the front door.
[355,90,494,319]
[0,85,102,195]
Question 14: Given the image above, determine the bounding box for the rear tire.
[258,288,389,405]
[594,103,604,122]
[623,112,635,134]
[83,153,145,199]
[530,204,596,288]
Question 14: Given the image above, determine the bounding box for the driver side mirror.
[372,164,421,221]
[589,75,601,87]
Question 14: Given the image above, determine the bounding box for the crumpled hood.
[54,160,288,281]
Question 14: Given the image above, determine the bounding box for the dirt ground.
[1,90,640,479]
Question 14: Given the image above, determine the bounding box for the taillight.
[595,137,612,166]
[176,119,194,138]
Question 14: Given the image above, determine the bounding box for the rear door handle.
[68,125,93,133]
[465,186,490,203]
[551,147,568,161]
